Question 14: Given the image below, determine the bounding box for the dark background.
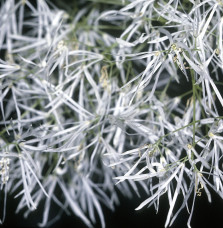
[1,186,223,228]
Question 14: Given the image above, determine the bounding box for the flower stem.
[191,71,196,148]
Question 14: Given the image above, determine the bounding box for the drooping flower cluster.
[0,0,223,227]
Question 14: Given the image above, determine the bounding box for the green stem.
[192,72,196,147]
[156,116,223,147]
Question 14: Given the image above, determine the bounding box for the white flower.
[1,0,223,227]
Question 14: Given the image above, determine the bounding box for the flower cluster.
[0,0,223,227]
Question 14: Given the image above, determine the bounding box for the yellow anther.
[215,48,220,56]
[208,132,215,138]
[100,66,111,92]
[155,51,160,56]
[171,44,177,51]
[187,144,193,150]
[196,183,204,196]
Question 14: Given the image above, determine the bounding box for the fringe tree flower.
[0,0,223,227]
